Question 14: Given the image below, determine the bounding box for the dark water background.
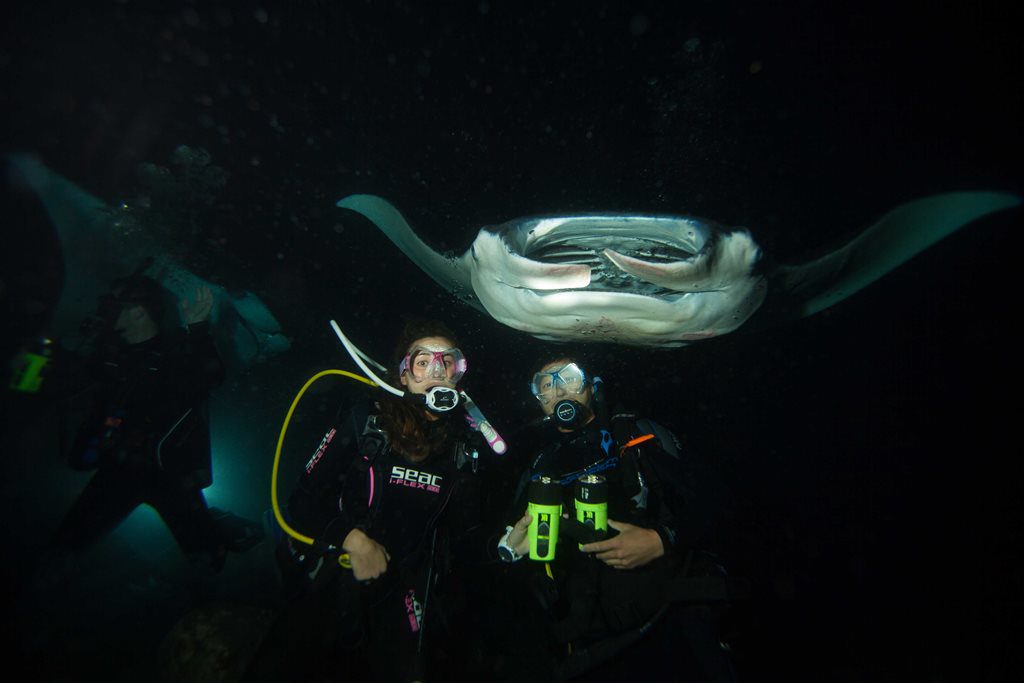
[2,1,1021,681]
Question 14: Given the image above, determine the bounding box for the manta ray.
[8,154,290,366]
[337,192,1019,347]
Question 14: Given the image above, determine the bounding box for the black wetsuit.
[53,321,227,566]
[500,415,736,683]
[253,402,483,683]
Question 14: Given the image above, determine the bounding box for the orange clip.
[619,433,655,454]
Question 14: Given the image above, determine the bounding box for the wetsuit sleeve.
[136,322,224,432]
[637,436,713,557]
[505,468,531,526]
[177,320,227,393]
[334,452,376,540]
[287,423,355,539]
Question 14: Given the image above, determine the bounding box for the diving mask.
[400,346,467,384]
[531,362,588,404]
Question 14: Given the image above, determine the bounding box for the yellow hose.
[271,369,377,568]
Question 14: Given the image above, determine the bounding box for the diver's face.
[534,359,592,417]
[114,304,158,345]
[400,336,460,395]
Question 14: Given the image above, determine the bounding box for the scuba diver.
[495,356,741,683]
[41,271,263,579]
[248,318,499,683]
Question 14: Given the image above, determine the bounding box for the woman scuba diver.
[247,318,492,683]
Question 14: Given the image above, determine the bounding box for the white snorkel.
[331,319,405,397]
[329,320,507,454]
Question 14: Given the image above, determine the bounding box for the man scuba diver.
[496,356,740,683]
[44,271,263,577]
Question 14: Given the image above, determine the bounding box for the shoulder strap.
[609,410,640,454]
[350,403,389,468]
[634,418,682,459]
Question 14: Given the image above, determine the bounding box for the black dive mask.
[551,399,592,429]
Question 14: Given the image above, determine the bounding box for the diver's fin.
[776,191,1021,317]
[336,194,481,310]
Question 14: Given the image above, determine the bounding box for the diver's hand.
[507,513,532,558]
[180,286,214,325]
[580,519,664,569]
[342,528,391,581]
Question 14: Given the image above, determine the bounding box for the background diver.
[35,271,264,590]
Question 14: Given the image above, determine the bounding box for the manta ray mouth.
[520,232,707,296]
[481,215,729,295]
[496,215,715,295]
[527,241,693,295]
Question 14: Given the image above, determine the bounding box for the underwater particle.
[684,37,701,53]
[629,14,650,36]
[276,252,285,260]
[250,156,260,166]
[254,8,268,24]
[749,61,763,74]
[332,223,345,233]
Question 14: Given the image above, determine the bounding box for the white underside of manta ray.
[337,192,1019,347]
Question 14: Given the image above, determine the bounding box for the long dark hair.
[376,318,462,462]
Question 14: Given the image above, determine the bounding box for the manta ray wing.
[775,192,1021,317]
[336,194,480,310]
[343,190,1021,347]
[8,154,290,366]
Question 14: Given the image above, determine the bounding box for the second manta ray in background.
[8,154,291,366]
[337,192,1019,347]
